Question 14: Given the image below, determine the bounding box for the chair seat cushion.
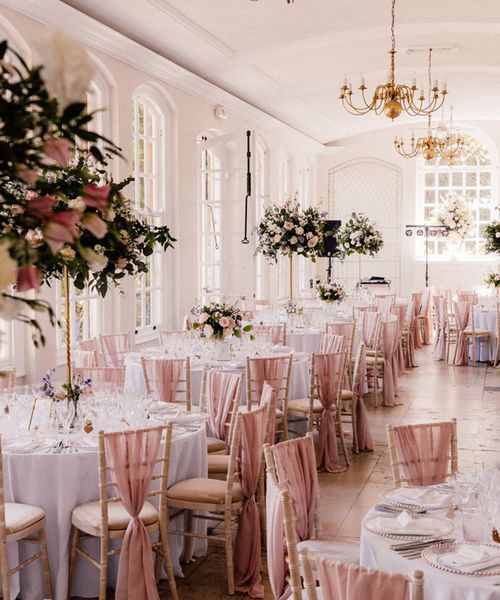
[72,500,158,532]
[297,537,359,565]
[365,356,384,365]
[207,454,230,474]
[5,503,45,534]
[168,478,243,504]
[207,436,227,454]
[288,398,323,414]
[340,389,354,401]
[240,405,283,418]
[464,329,490,336]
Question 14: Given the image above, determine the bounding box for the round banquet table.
[286,330,322,354]
[471,309,497,362]
[3,426,207,600]
[360,508,500,600]
[124,354,310,404]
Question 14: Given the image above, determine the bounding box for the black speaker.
[321,220,341,257]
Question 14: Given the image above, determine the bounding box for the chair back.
[390,303,407,329]
[73,349,98,368]
[319,333,344,354]
[74,366,125,390]
[458,291,478,305]
[260,382,277,444]
[387,419,458,486]
[252,324,286,345]
[419,288,431,316]
[199,368,242,444]
[0,369,15,390]
[246,355,292,413]
[357,311,380,350]
[100,333,130,367]
[141,357,191,409]
[79,338,100,366]
[299,549,424,600]
[325,321,355,351]
[99,424,172,596]
[411,292,422,317]
[352,305,377,320]
[374,295,393,315]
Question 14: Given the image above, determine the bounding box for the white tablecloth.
[3,427,207,600]
[471,309,497,362]
[125,355,310,404]
[360,508,500,600]
[286,331,322,354]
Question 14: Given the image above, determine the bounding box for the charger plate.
[422,542,500,576]
[380,486,455,512]
[363,514,454,541]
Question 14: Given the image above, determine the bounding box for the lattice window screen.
[328,159,402,292]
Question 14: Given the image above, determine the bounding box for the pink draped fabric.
[458,292,478,304]
[249,357,286,404]
[234,404,267,598]
[411,293,423,348]
[391,305,407,375]
[265,476,290,600]
[152,358,184,402]
[319,333,344,354]
[432,296,447,361]
[354,345,373,452]
[316,558,409,600]
[327,322,354,347]
[419,289,432,345]
[260,382,277,444]
[74,366,124,388]
[101,333,130,367]
[0,369,15,389]
[453,301,470,366]
[380,319,399,407]
[204,369,240,441]
[73,349,97,368]
[104,427,163,600]
[393,422,454,486]
[359,312,379,349]
[253,325,285,344]
[314,352,346,473]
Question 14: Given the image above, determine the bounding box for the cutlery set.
[390,538,455,559]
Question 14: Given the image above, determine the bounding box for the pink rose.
[83,213,108,238]
[116,258,127,269]
[43,138,72,167]
[43,211,80,253]
[219,316,231,328]
[17,265,40,292]
[82,184,111,212]
[284,221,294,230]
[27,195,55,220]
[307,236,319,248]
[16,165,39,184]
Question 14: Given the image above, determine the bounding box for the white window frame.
[254,137,269,301]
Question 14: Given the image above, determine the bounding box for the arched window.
[132,88,169,332]
[254,136,269,300]
[418,132,498,259]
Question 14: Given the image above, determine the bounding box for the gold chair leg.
[183,510,194,563]
[98,533,108,600]
[351,400,359,454]
[39,526,53,599]
[224,509,235,595]
[67,525,79,600]
[159,523,179,600]
[0,540,10,600]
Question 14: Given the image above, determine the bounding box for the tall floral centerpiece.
[484,270,500,298]
[191,301,253,340]
[337,212,384,282]
[484,222,500,255]
[255,199,327,299]
[435,192,473,250]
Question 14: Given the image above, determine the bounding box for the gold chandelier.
[339,0,447,119]
[438,107,465,165]
[394,50,464,162]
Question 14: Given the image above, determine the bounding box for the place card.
[28,396,53,432]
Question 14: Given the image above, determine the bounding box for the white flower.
[290,236,298,245]
[199,312,210,324]
[35,32,95,107]
[273,234,281,243]
[204,324,214,338]
[496,232,500,239]
[69,198,86,212]
[0,241,17,293]
[296,226,304,235]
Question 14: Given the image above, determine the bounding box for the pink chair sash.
[316,558,408,600]
[104,427,163,600]
[452,301,470,366]
[419,289,432,345]
[253,325,284,344]
[359,312,379,348]
[458,292,478,305]
[101,334,130,367]
[0,370,15,390]
[432,296,447,361]
[411,293,423,348]
[327,322,354,348]
[150,359,183,403]
[273,437,318,542]
[265,476,290,600]
[74,367,124,387]
[393,421,454,486]
[249,357,286,404]
[314,352,346,474]
[204,370,240,441]
[354,345,373,452]
[234,404,267,598]
[380,319,399,407]
[73,349,97,368]
[319,333,344,354]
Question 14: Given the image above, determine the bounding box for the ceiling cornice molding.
[0,0,331,153]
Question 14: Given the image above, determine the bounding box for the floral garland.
[191,301,253,340]
[336,212,384,258]
[435,192,473,242]
[484,222,500,254]
[315,281,346,302]
[255,199,327,262]
[484,270,500,289]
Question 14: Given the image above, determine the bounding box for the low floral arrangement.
[484,270,500,289]
[435,192,473,242]
[337,212,384,258]
[42,369,91,404]
[484,222,500,255]
[255,199,327,262]
[316,281,346,302]
[191,302,253,340]
[284,300,303,315]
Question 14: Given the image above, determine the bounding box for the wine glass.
[55,399,75,447]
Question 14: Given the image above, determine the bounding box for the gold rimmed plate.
[422,542,500,576]
[363,514,454,541]
[380,486,455,512]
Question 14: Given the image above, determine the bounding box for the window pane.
[438,173,449,187]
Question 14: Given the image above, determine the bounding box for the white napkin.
[373,511,444,535]
[273,345,291,352]
[5,438,38,452]
[389,487,453,507]
[227,361,245,369]
[438,545,500,573]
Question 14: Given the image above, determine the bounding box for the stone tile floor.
[99,346,500,598]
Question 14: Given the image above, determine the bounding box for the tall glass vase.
[289,253,293,301]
